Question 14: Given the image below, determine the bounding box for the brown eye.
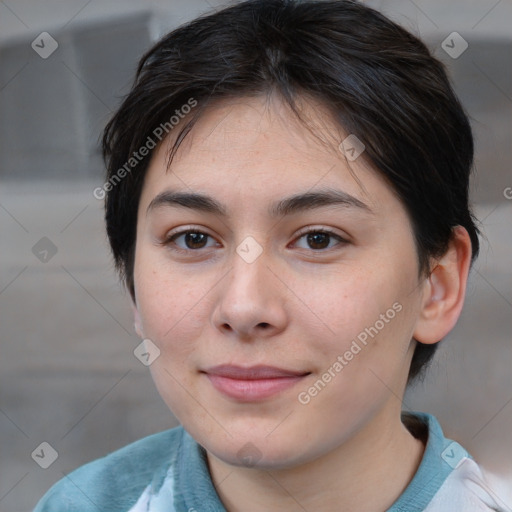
[306,232,330,250]
[293,229,347,251]
[182,232,208,249]
[164,230,217,251]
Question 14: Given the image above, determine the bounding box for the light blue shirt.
[33,413,506,511]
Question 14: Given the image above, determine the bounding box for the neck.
[206,405,425,512]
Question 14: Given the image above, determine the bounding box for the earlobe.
[132,302,144,339]
[413,226,473,345]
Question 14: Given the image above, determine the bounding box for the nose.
[211,248,288,340]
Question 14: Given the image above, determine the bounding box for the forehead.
[138,95,397,216]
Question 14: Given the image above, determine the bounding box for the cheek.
[291,263,399,338]
[293,260,419,377]
[134,254,208,353]
[134,257,211,420]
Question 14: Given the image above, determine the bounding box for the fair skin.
[132,94,472,511]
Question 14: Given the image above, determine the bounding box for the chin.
[199,430,317,471]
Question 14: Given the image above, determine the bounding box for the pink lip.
[203,365,310,401]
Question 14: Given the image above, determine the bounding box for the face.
[133,95,426,469]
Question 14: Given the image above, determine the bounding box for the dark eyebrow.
[146,187,373,217]
[269,188,372,217]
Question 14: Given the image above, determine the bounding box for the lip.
[202,365,310,401]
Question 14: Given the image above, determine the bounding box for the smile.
[202,365,310,401]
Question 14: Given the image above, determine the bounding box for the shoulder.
[392,413,508,512]
[425,457,509,512]
[33,426,185,512]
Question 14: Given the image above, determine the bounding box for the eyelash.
[160,227,348,254]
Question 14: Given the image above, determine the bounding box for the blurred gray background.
[1,1,511,511]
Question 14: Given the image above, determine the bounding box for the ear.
[413,226,473,345]
[131,300,144,339]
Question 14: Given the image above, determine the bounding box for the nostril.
[258,322,270,329]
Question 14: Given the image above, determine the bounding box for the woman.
[34,0,505,510]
